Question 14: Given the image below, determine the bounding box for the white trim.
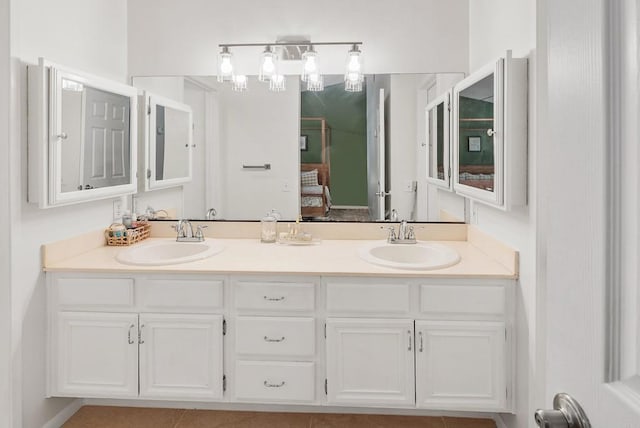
[330,205,368,210]
[42,399,83,428]
[425,91,452,190]
[493,414,508,428]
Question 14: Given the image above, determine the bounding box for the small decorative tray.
[105,222,151,246]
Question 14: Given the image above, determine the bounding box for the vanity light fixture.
[217,46,234,83]
[258,45,278,82]
[217,41,363,92]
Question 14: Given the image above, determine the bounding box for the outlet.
[113,199,123,221]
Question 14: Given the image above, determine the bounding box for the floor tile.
[62,405,185,428]
[310,413,446,428]
[175,409,312,428]
[443,416,497,428]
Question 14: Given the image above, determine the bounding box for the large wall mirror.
[131,72,466,223]
[28,58,138,208]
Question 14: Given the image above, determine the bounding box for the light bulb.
[304,56,317,73]
[259,46,278,82]
[301,46,319,82]
[220,58,233,74]
[348,55,361,72]
[262,57,275,73]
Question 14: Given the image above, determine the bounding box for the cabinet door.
[325,318,415,407]
[139,313,223,400]
[55,312,138,397]
[415,320,507,411]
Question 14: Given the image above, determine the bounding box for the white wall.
[9,0,129,426]
[366,74,390,219]
[214,77,300,220]
[0,0,14,426]
[127,0,469,77]
[466,2,537,428]
[388,74,421,220]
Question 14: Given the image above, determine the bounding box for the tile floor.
[62,406,497,428]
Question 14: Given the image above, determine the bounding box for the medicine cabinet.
[452,51,527,210]
[425,90,452,190]
[28,58,138,208]
[139,92,193,191]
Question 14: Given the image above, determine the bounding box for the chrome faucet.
[205,208,217,220]
[386,219,416,244]
[174,219,207,242]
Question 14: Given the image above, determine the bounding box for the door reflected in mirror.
[457,73,495,192]
[60,78,131,193]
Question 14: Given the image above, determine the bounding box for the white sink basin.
[116,239,224,266]
[358,241,461,270]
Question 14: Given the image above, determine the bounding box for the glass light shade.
[306,73,324,92]
[301,46,319,82]
[344,44,363,91]
[258,46,278,82]
[345,78,363,92]
[232,75,248,92]
[217,47,234,83]
[269,74,286,92]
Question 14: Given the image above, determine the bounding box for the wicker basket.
[105,222,151,246]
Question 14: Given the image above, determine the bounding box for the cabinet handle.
[263,380,286,388]
[127,324,135,344]
[419,331,424,353]
[263,335,285,343]
[263,295,285,301]
[408,330,412,351]
[138,324,145,344]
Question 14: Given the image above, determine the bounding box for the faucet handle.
[195,225,208,240]
[407,226,415,240]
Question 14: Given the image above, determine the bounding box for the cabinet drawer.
[234,281,314,312]
[137,278,223,312]
[235,317,315,358]
[326,281,410,314]
[235,360,315,403]
[56,277,134,309]
[420,285,505,317]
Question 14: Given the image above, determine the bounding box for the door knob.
[534,393,591,428]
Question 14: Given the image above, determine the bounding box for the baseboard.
[494,414,509,428]
[42,399,83,428]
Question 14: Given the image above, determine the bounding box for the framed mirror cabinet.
[425,90,453,190]
[139,92,193,191]
[452,51,527,210]
[28,58,138,208]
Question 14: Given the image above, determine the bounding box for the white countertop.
[43,237,517,279]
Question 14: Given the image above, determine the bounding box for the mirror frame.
[425,90,453,190]
[28,58,138,208]
[140,92,193,191]
[452,57,505,207]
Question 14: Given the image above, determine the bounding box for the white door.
[138,313,223,400]
[415,320,506,411]
[81,87,131,190]
[537,0,640,426]
[368,88,387,221]
[325,318,415,407]
[56,312,138,398]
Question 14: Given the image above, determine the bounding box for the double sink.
[116,237,461,271]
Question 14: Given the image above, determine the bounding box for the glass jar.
[260,212,277,243]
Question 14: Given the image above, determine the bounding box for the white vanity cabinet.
[324,277,514,412]
[47,271,514,414]
[48,274,225,401]
[230,277,320,404]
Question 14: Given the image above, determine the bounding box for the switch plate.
[113,199,123,221]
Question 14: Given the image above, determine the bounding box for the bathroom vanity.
[43,223,517,416]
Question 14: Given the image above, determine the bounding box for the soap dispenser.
[260,211,277,243]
